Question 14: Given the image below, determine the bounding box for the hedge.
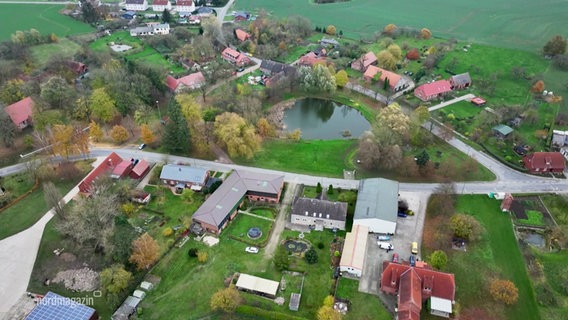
[236,305,308,320]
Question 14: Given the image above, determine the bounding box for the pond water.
[282,98,371,140]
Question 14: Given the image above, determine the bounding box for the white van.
[377,242,394,250]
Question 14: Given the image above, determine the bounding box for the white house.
[130,23,170,36]
[151,0,171,12]
[175,0,195,13]
[353,178,399,234]
[124,0,148,11]
[339,224,368,277]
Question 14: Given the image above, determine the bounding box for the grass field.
[31,38,81,66]
[237,0,564,51]
[335,277,391,320]
[0,4,93,41]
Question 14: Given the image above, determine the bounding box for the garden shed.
[492,124,513,138]
[236,273,280,299]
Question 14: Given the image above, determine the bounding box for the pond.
[282,98,371,140]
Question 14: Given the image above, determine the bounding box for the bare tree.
[43,181,66,220]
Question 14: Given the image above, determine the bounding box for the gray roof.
[492,124,513,136]
[320,37,339,46]
[354,178,399,223]
[291,197,347,222]
[260,60,296,76]
[159,164,208,184]
[451,72,471,86]
[125,0,145,4]
[112,296,141,320]
[192,170,284,228]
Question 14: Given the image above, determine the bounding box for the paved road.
[212,0,235,24]
[428,94,476,112]
[263,183,297,260]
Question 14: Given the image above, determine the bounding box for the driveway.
[263,182,298,259]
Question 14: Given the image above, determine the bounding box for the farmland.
[236,0,564,51]
[0,4,93,41]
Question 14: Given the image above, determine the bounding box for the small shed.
[492,124,513,138]
[112,296,141,320]
[470,97,486,106]
[140,281,154,291]
[235,273,280,299]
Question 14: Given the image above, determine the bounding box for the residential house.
[66,60,88,75]
[319,37,339,47]
[130,23,170,36]
[79,152,123,194]
[414,80,452,101]
[195,6,213,16]
[124,0,148,11]
[290,195,348,231]
[121,11,136,19]
[259,60,296,86]
[175,0,195,13]
[192,170,284,234]
[166,72,206,92]
[188,15,200,24]
[4,97,34,129]
[111,159,135,179]
[551,130,568,148]
[353,178,399,235]
[26,291,98,320]
[130,159,151,179]
[339,224,369,277]
[235,273,279,299]
[221,47,250,66]
[381,261,456,319]
[235,29,251,42]
[179,58,200,71]
[313,46,327,57]
[233,11,250,21]
[351,51,377,72]
[298,52,326,67]
[151,0,171,12]
[523,152,566,173]
[364,66,407,92]
[492,124,513,139]
[449,72,471,90]
[159,164,209,190]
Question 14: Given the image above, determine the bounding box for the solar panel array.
[26,292,96,320]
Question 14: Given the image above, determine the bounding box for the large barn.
[353,178,399,234]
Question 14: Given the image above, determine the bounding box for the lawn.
[0,4,94,41]
[438,195,540,320]
[335,277,391,320]
[236,0,563,51]
[30,38,81,66]
[224,213,273,246]
[235,139,358,178]
[532,250,568,320]
[516,210,545,226]
[249,208,277,219]
[433,100,482,120]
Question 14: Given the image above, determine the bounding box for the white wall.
[339,266,362,277]
[353,218,396,234]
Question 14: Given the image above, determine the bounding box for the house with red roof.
[111,159,134,179]
[4,97,34,129]
[66,61,88,75]
[351,52,377,72]
[175,0,194,13]
[363,66,406,92]
[523,152,565,173]
[235,29,251,42]
[130,159,150,179]
[381,261,456,319]
[221,47,250,66]
[152,0,171,11]
[298,52,326,67]
[166,72,206,92]
[79,152,123,194]
[414,80,452,102]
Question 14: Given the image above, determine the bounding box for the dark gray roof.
[192,170,283,228]
[112,296,141,320]
[291,197,347,222]
[260,60,296,76]
[354,178,398,223]
[451,72,471,86]
[159,164,208,184]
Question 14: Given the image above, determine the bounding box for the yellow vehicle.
[411,242,418,255]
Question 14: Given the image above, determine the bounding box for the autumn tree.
[387,44,402,60]
[110,125,129,144]
[334,70,348,88]
[100,264,132,296]
[531,80,545,93]
[543,35,567,56]
[43,181,65,219]
[317,295,341,320]
[421,28,432,39]
[210,285,242,313]
[50,124,90,160]
[375,103,410,145]
[89,87,116,122]
[326,25,336,35]
[162,99,191,154]
[383,23,397,36]
[406,47,420,60]
[298,65,336,92]
[377,50,397,70]
[450,214,484,241]
[214,112,260,159]
[89,121,103,142]
[429,250,448,270]
[256,118,276,138]
[40,76,75,110]
[357,131,381,170]
[412,105,430,125]
[140,124,156,144]
[197,250,208,263]
[490,279,519,305]
[288,128,302,141]
[129,232,160,270]
[0,79,25,104]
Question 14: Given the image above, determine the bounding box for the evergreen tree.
[316,182,323,194]
[162,99,191,154]
[304,247,318,264]
[162,9,172,23]
[327,184,334,195]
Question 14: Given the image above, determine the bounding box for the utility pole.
[156,100,161,120]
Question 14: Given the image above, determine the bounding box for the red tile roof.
[298,52,326,66]
[351,51,377,71]
[152,0,169,5]
[523,152,566,173]
[5,97,34,126]
[112,160,134,178]
[414,80,452,101]
[235,29,250,42]
[176,0,192,5]
[166,72,206,91]
[363,66,401,88]
[398,268,422,320]
[79,152,123,193]
[131,159,150,178]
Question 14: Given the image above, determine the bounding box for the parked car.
[392,253,399,263]
[409,255,416,267]
[411,241,418,255]
[378,242,394,250]
[138,143,146,150]
[397,211,407,218]
[237,67,245,72]
[333,267,342,279]
[377,234,391,241]
[245,246,259,253]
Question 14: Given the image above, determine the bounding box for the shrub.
[163,227,173,237]
[305,247,318,264]
[317,242,325,250]
[197,251,208,263]
[188,248,198,257]
[489,279,519,305]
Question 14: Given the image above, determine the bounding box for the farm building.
[130,159,150,179]
[160,164,209,190]
[414,80,452,101]
[363,66,407,92]
[124,0,148,11]
[449,72,471,90]
[353,178,399,234]
[4,97,34,129]
[351,52,377,72]
[166,72,206,92]
[290,195,347,231]
[339,224,369,277]
[26,292,98,320]
[523,152,566,173]
[380,261,456,319]
[192,170,283,234]
[235,273,279,299]
[79,152,123,194]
